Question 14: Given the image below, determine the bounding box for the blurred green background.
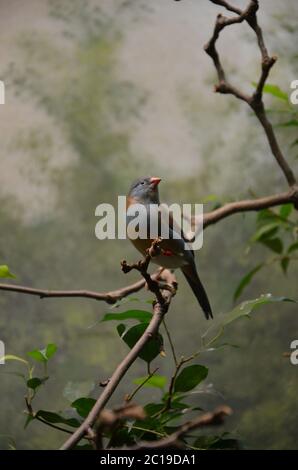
[0,0,297,449]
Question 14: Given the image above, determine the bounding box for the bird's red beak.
[150,177,161,187]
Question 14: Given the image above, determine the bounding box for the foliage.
[3,295,295,449]
[233,84,298,301]
[1,1,297,451]
[234,202,298,300]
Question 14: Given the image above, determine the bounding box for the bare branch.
[206,0,297,187]
[0,270,162,304]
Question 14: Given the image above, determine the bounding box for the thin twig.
[162,319,178,366]
[125,367,159,403]
[0,271,161,304]
[35,417,74,436]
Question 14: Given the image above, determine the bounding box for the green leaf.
[45,343,57,359]
[24,414,35,429]
[144,403,164,417]
[288,241,298,254]
[257,208,277,224]
[117,323,126,337]
[0,265,16,279]
[27,377,45,390]
[109,296,140,309]
[73,444,94,450]
[133,375,167,389]
[224,295,296,328]
[290,138,298,148]
[280,203,293,219]
[36,410,80,428]
[119,323,163,363]
[261,84,288,101]
[281,257,290,274]
[71,398,96,418]
[233,264,263,301]
[27,344,58,362]
[278,119,298,127]
[174,365,208,393]
[261,237,283,254]
[27,349,47,363]
[251,222,280,242]
[203,295,297,348]
[194,435,240,450]
[101,309,152,323]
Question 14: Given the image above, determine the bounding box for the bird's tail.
[182,264,213,319]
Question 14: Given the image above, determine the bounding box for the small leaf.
[233,264,263,301]
[288,241,298,253]
[0,265,16,279]
[119,323,163,363]
[261,83,288,101]
[261,237,283,254]
[45,343,57,359]
[71,398,96,418]
[101,310,152,323]
[224,295,296,328]
[281,257,290,274]
[73,444,94,450]
[144,403,164,416]
[36,410,80,428]
[280,203,293,219]
[117,323,126,337]
[109,296,140,309]
[251,222,280,242]
[24,414,35,429]
[27,344,57,362]
[174,365,208,393]
[27,349,47,363]
[27,378,42,390]
[194,435,240,450]
[203,296,297,349]
[257,208,277,224]
[133,375,167,389]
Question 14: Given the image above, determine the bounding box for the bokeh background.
[0,0,297,449]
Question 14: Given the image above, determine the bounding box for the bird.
[126,176,213,319]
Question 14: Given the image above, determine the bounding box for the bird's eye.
[140,181,145,185]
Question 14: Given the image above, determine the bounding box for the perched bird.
[126,176,213,319]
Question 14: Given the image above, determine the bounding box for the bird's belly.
[151,254,187,269]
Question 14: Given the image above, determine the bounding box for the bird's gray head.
[128,176,161,204]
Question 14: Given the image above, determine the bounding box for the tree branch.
[123,405,232,450]
[60,243,177,450]
[0,271,162,304]
[206,0,297,187]
[203,188,298,228]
